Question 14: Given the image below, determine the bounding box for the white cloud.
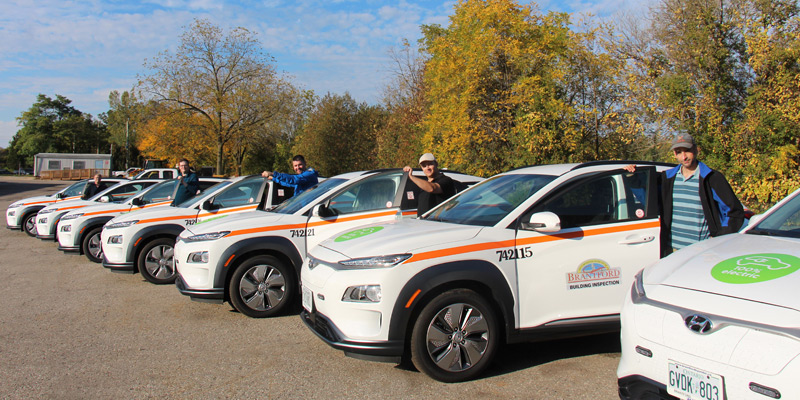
[0,119,20,148]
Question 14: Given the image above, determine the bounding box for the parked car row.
[6,162,798,396]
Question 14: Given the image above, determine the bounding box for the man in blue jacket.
[262,155,319,197]
[626,133,744,257]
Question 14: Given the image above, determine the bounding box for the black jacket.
[659,161,744,257]
[82,182,108,200]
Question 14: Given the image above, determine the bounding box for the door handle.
[618,234,656,244]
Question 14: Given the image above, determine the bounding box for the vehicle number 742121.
[496,246,533,262]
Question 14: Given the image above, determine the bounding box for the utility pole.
[125,119,129,169]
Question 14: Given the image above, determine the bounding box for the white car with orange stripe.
[34,179,163,242]
[173,169,483,319]
[56,177,225,263]
[6,178,127,236]
[100,175,295,284]
[301,161,671,382]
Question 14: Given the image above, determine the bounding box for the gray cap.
[418,153,436,164]
[670,133,696,151]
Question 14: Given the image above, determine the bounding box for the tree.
[137,19,290,174]
[8,94,108,167]
[101,90,144,170]
[292,93,384,176]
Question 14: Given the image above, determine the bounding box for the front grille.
[304,310,340,343]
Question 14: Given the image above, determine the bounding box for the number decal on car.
[496,247,533,262]
[185,219,196,225]
[290,228,315,238]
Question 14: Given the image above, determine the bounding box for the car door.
[304,171,408,254]
[514,167,660,329]
[194,177,267,225]
[134,181,179,211]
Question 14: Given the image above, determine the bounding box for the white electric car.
[34,179,162,242]
[6,178,127,236]
[300,161,671,382]
[617,188,800,400]
[100,175,294,284]
[174,169,482,318]
[57,177,224,262]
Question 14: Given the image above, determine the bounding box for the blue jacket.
[272,168,319,196]
[659,161,744,257]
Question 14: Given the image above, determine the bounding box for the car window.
[98,182,155,202]
[328,172,402,214]
[140,181,178,204]
[212,178,265,208]
[62,181,89,197]
[272,178,348,215]
[528,170,650,229]
[426,174,556,226]
[749,191,800,238]
[163,171,174,179]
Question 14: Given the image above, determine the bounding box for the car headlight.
[338,254,411,269]
[8,202,22,208]
[108,235,123,244]
[187,251,209,263]
[38,208,55,215]
[60,213,83,221]
[631,269,646,303]
[342,285,382,303]
[105,220,139,229]
[60,225,72,232]
[7,210,15,216]
[186,231,231,242]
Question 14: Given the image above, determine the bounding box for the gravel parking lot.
[0,176,621,399]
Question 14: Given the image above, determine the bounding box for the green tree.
[101,90,144,170]
[292,93,384,176]
[8,94,108,167]
[137,18,290,174]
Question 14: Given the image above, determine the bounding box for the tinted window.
[212,178,265,208]
[328,172,402,214]
[140,181,178,204]
[272,178,348,215]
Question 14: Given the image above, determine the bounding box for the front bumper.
[300,309,403,363]
[175,275,224,303]
[58,244,81,254]
[102,256,135,273]
[6,225,20,230]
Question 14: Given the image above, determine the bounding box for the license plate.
[667,361,724,400]
[302,286,313,312]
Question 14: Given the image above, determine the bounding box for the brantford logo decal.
[566,259,621,290]
[334,226,384,242]
[711,253,800,284]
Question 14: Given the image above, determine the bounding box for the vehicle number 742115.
[496,247,532,262]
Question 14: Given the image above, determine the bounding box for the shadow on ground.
[0,179,65,198]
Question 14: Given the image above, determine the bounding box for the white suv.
[34,179,162,242]
[6,178,127,236]
[57,177,224,262]
[101,175,293,284]
[174,169,482,318]
[301,161,670,382]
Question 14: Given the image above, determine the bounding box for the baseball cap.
[670,133,696,151]
[419,153,436,164]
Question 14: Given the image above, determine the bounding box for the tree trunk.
[216,142,224,175]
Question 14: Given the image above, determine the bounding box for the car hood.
[66,202,131,217]
[13,195,55,207]
[643,233,800,311]
[183,211,290,235]
[318,218,482,259]
[42,199,94,212]
[109,205,195,223]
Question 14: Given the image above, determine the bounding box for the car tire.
[228,255,295,318]
[82,227,104,263]
[137,238,177,284]
[22,212,37,237]
[410,288,499,382]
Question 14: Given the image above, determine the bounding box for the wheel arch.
[76,217,115,250]
[387,260,516,352]
[213,236,303,301]
[129,224,185,270]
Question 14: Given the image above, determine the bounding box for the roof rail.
[571,160,676,171]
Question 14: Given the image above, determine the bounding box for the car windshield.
[271,178,348,215]
[747,191,800,238]
[424,174,557,226]
[173,181,232,208]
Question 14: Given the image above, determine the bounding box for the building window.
[73,161,86,170]
[48,160,61,170]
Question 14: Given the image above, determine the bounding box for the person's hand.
[261,171,272,178]
[403,166,412,174]
[623,164,636,173]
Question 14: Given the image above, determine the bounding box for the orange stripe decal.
[227,210,398,238]
[84,208,131,217]
[405,220,660,264]
[197,204,258,218]
[224,254,236,267]
[405,289,421,308]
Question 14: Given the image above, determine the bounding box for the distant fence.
[39,169,111,180]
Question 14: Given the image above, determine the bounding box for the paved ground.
[0,176,621,399]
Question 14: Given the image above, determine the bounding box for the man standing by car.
[81,174,108,199]
[173,158,200,205]
[403,153,457,217]
[262,155,319,197]
[625,133,744,257]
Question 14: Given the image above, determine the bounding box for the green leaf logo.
[711,253,800,284]
[334,226,384,242]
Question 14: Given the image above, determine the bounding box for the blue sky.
[0,0,653,148]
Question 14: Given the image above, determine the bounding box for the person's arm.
[403,166,443,194]
[710,173,745,235]
[272,169,317,186]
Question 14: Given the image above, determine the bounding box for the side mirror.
[56,193,65,199]
[201,199,217,211]
[312,203,334,218]
[131,197,144,206]
[521,211,561,232]
[98,195,111,203]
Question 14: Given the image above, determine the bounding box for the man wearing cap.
[625,133,744,257]
[403,153,457,217]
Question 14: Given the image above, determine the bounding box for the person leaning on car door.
[625,133,745,257]
[81,174,108,200]
[261,155,319,197]
[403,153,457,217]
[172,158,200,205]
